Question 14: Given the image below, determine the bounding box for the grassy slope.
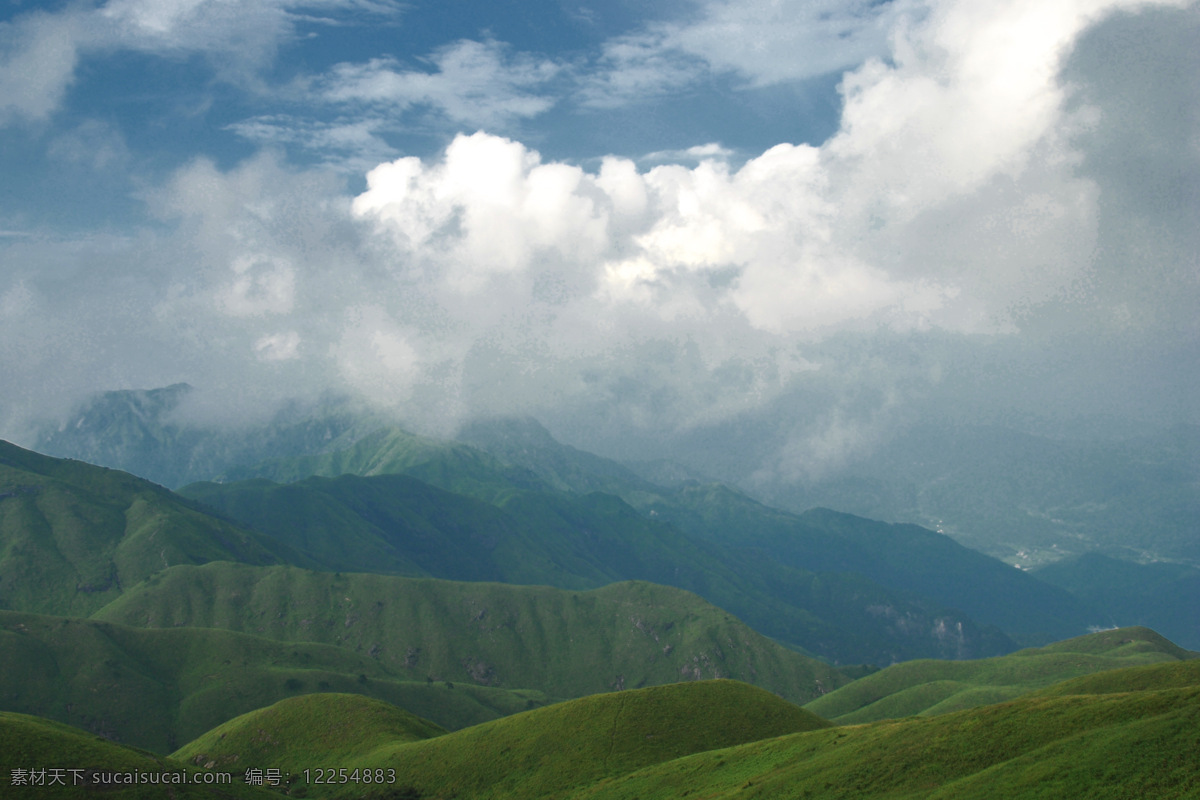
[805,626,1196,724]
[569,659,1200,800]
[93,562,849,706]
[0,608,549,753]
[0,440,299,617]
[185,470,1016,666]
[173,693,447,772]
[179,680,830,800]
[0,711,277,799]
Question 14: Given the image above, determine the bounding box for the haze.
[1,0,1197,484]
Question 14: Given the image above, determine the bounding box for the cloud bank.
[1,0,1197,481]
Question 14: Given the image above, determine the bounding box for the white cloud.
[224,115,397,170]
[665,0,909,86]
[221,254,297,317]
[353,132,615,287]
[317,39,562,129]
[0,10,87,124]
[579,32,709,108]
[640,142,737,165]
[579,0,908,107]
[0,0,404,126]
[2,0,1196,457]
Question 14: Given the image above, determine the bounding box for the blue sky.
[1,0,1198,477]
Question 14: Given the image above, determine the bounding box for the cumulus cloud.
[2,0,1196,474]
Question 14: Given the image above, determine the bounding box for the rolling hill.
[0,607,548,753]
[92,562,850,706]
[177,680,831,800]
[804,625,1197,724]
[569,658,1200,800]
[162,656,1200,800]
[173,693,447,774]
[0,710,278,799]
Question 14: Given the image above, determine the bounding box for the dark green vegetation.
[0,608,548,752]
[189,424,1095,662]
[459,418,1104,646]
[0,711,276,799]
[183,470,1020,665]
[93,562,846,705]
[804,626,1197,724]
[11,397,1199,798]
[0,440,297,617]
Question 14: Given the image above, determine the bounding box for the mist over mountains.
[18,383,1198,653]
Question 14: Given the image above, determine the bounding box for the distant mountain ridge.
[758,421,1200,567]
[34,384,385,489]
[25,389,1186,654]
[188,452,1025,663]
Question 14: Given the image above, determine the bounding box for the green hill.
[0,711,276,799]
[183,470,1017,665]
[0,440,299,617]
[173,693,446,773]
[570,658,1200,800]
[180,680,831,800]
[93,562,849,706]
[0,608,550,753]
[804,626,1197,724]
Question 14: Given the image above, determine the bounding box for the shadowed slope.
[0,440,299,617]
[93,562,849,706]
[185,468,1018,665]
[0,609,549,753]
[0,711,276,799]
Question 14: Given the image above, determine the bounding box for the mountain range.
[3,385,1198,797]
